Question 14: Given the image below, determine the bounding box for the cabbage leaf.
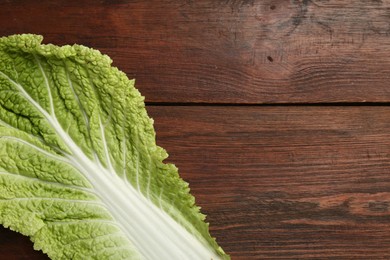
[0,34,228,260]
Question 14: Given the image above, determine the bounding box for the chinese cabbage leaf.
[0,34,228,260]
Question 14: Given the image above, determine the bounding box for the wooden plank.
[2,1,390,103]
[3,106,390,259]
[148,106,390,259]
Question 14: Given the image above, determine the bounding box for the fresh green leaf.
[0,34,229,260]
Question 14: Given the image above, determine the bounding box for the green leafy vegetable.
[0,34,228,260]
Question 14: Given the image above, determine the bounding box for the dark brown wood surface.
[1,0,390,259]
[150,106,390,259]
[2,0,390,104]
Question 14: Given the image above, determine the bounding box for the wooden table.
[1,1,390,259]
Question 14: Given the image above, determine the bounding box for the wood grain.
[148,106,390,259]
[4,106,390,259]
[1,0,390,103]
